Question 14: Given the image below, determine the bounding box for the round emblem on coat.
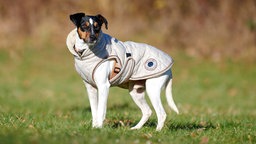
[145,58,157,71]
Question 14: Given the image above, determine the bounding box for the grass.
[0,43,256,144]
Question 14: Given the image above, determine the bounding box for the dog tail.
[166,78,179,114]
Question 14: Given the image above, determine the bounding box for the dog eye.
[81,26,90,32]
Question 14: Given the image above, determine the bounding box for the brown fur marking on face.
[77,27,89,40]
[85,21,90,27]
[93,22,98,27]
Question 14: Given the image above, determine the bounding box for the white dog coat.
[66,29,174,87]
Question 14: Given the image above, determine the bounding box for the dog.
[66,12,179,131]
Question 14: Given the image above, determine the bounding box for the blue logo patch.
[148,62,154,67]
[145,58,157,71]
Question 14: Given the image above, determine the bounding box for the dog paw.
[92,123,103,129]
[130,126,141,130]
[156,126,163,131]
[92,125,103,129]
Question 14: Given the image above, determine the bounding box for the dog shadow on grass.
[69,104,216,131]
[167,121,216,131]
[129,120,216,131]
[105,118,216,131]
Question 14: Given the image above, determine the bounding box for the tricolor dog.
[66,12,179,131]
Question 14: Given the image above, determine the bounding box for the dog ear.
[70,13,85,27]
[96,14,108,30]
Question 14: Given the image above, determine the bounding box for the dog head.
[70,13,108,44]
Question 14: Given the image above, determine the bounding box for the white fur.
[74,33,179,131]
[89,18,93,25]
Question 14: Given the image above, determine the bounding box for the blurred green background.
[0,1,256,143]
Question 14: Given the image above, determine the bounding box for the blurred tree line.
[0,0,255,61]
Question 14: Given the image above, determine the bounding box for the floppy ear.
[69,13,85,27]
[96,14,108,30]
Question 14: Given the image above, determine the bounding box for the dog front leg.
[96,82,110,128]
[83,81,98,127]
[93,62,111,128]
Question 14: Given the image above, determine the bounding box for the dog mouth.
[83,35,98,45]
[89,35,97,43]
[85,39,97,46]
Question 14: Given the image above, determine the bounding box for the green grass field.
[0,44,256,144]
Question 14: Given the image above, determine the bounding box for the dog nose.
[90,35,96,41]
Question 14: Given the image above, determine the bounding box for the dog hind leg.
[146,74,169,131]
[129,81,152,130]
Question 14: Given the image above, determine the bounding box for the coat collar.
[66,28,105,59]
